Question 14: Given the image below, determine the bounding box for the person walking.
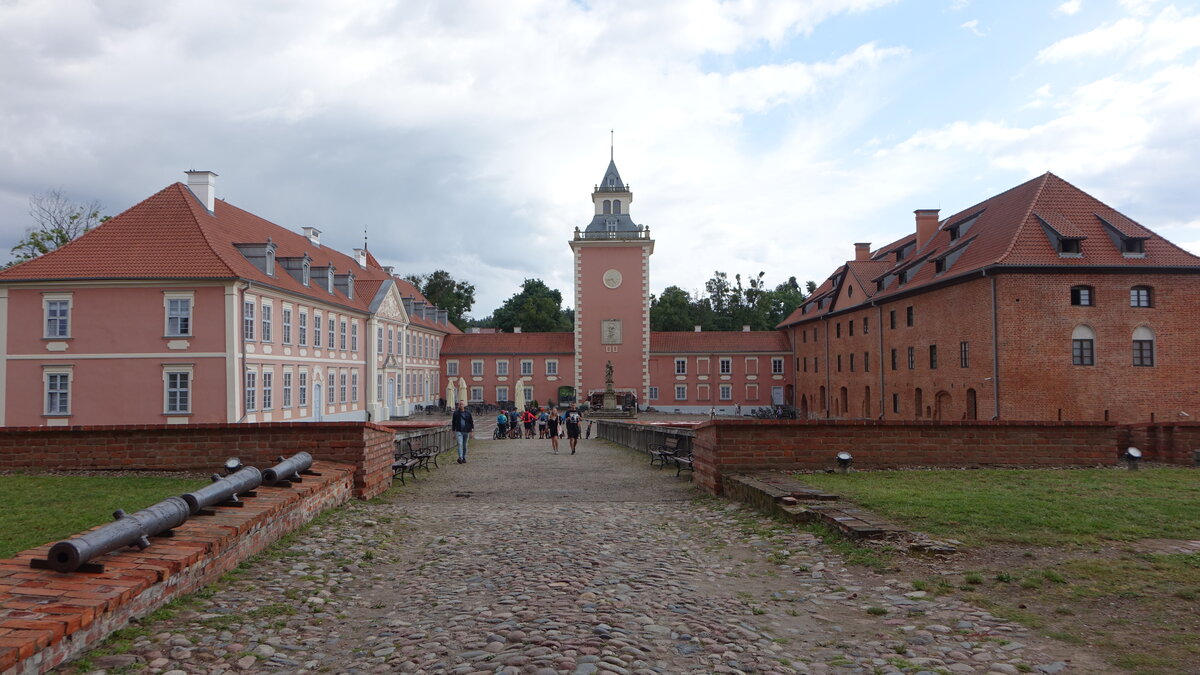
[537,409,549,438]
[565,404,583,454]
[452,401,474,463]
[547,406,560,454]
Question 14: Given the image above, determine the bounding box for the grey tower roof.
[583,159,640,236]
[597,159,626,192]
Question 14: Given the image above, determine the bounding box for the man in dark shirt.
[452,401,475,463]
[565,405,583,454]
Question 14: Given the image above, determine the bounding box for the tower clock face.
[602,269,623,289]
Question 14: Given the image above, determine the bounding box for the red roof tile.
[442,332,572,355]
[650,331,790,353]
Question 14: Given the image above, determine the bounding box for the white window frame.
[340,319,348,350]
[546,359,558,376]
[351,370,359,402]
[648,386,659,400]
[327,372,336,404]
[282,306,293,344]
[328,316,336,350]
[376,326,384,353]
[244,369,257,412]
[471,360,484,376]
[496,386,509,402]
[299,370,309,407]
[43,293,72,339]
[524,386,534,402]
[44,365,73,416]
[771,357,785,374]
[163,364,193,414]
[470,386,483,402]
[447,360,460,376]
[497,360,509,376]
[339,371,347,403]
[674,358,687,375]
[351,321,358,352]
[719,384,733,400]
[313,312,322,347]
[164,292,194,337]
[243,300,256,341]
[674,384,687,401]
[299,311,309,347]
[719,357,732,375]
[376,373,384,400]
[262,369,274,410]
[260,301,272,343]
[282,369,293,408]
[520,359,533,376]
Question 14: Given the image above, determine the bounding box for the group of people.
[450,402,587,463]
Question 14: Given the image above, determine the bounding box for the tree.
[650,285,696,331]
[650,271,816,332]
[491,279,573,332]
[403,270,475,330]
[8,190,106,266]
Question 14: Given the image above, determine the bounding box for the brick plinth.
[0,460,354,675]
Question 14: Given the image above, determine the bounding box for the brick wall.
[1123,422,1200,466]
[0,422,440,500]
[690,419,1124,495]
[0,460,354,675]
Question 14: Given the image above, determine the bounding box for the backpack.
[497,414,507,424]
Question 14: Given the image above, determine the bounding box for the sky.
[2,0,1199,317]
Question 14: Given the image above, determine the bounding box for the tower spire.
[610,129,614,160]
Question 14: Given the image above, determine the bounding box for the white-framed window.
[1130,285,1153,308]
[244,369,257,412]
[351,370,359,402]
[351,321,359,351]
[282,370,293,408]
[299,311,308,347]
[546,359,558,376]
[262,370,274,410]
[164,293,193,337]
[771,357,784,374]
[649,386,659,400]
[44,294,72,339]
[376,373,384,400]
[447,360,460,376]
[376,326,384,353]
[328,317,336,350]
[470,386,483,402]
[339,371,347,403]
[260,302,272,342]
[387,327,394,354]
[327,372,336,404]
[497,360,509,376]
[720,384,732,400]
[524,386,534,402]
[1133,326,1155,367]
[496,386,509,402]
[44,365,72,415]
[299,370,309,407]
[471,360,484,376]
[243,300,255,341]
[282,307,293,344]
[340,319,348,350]
[163,365,192,414]
[520,360,533,376]
[313,313,322,347]
[674,384,687,401]
[674,358,687,375]
[719,357,732,375]
[301,261,311,286]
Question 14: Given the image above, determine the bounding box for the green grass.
[799,467,1200,546]
[0,474,206,558]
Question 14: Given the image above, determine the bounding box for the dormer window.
[326,267,335,293]
[1097,213,1149,258]
[302,261,311,286]
[946,211,982,242]
[934,259,945,274]
[1060,238,1082,255]
[608,176,615,187]
[1122,238,1145,256]
[948,226,959,241]
[265,248,275,276]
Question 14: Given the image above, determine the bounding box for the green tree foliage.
[491,279,573,332]
[8,190,106,267]
[403,270,475,330]
[649,271,815,332]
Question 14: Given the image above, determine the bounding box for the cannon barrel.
[262,452,313,485]
[46,496,190,573]
[180,467,263,514]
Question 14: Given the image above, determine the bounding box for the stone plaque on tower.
[601,319,622,345]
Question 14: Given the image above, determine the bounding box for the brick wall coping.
[0,421,395,435]
[687,419,1122,429]
[378,421,450,429]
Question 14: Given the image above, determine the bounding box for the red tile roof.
[780,173,1200,327]
[442,332,573,355]
[650,331,791,353]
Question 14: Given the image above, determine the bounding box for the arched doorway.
[935,391,952,420]
[966,388,978,420]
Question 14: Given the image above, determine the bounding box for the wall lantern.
[836,451,853,474]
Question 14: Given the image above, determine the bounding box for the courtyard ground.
[64,430,1114,675]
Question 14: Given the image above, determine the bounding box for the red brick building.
[779,173,1200,423]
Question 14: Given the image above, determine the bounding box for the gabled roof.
[779,173,1200,327]
[650,331,790,353]
[441,332,572,355]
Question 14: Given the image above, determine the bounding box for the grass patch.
[0,474,207,558]
[799,467,1200,547]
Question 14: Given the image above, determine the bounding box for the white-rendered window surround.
[44,366,72,415]
[262,370,274,410]
[648,387,659,400]
[771,358,784,374]
[674,385,687,401]
[720,384,732,400]
[299,311,308,346]
[447,360,460,376]
[471,360,484,376]
[546,360,558,376]
[351,370,359,402]
[327,373,336,404]
[164,293,193,337]
[44,294,72,339]
[163,365,193,414]
[524,387,533,402]
[377,326,384,353]
[282,370,293,408]
[470,386,483,402]
[497,360,509,376]
[520,360,533,376]
[376,373,384,400]
[244,370,257,412]
[339,372,347,403]
[719,358,732,374]
[299,370,309,406]
[243,301,255,341]
[328,317,336,350]
[313,313,321,347]
[497,386,509,402]
[282,307,293,344]
[339,320,347,350]
[674,358,687,375]
[351,322,358,352]
[261,303,272,343]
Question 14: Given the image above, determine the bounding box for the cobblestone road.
[79,431,1114,675]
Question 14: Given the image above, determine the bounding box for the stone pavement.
[78,431,1115,675]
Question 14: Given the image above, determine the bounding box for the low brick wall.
[0,460,354,675]
[0,422,424,499]
[1123,422,1200,466]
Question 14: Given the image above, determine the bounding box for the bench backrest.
[664,436,681,450]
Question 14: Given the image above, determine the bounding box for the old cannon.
[262,452,314,486]
[41,496,191,573]
[180,466,263,514]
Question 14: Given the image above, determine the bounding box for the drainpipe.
[875,301,885,419]
[237,280,251,423]
[823,318,831,417]
[986,270,1001,420]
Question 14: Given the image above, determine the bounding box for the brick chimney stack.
[854,242,871,261]
[915,209,940,250]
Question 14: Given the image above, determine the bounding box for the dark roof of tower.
[597,159,626,192]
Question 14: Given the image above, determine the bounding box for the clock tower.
[570,157,654,407]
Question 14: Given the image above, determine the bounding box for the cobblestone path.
[80,432,1114,674]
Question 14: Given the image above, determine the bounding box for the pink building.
[0,171,458,426]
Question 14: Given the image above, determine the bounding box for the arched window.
[1070,285,1093,306]
[1132,326,1155,366]
[1130,285,1152,307]
[1072,325,1095,366]
[613,200,621,214]
[603,199,611,214]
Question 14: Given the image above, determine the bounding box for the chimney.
[854,242,871,261]
[915,209,940,250]
[302,227,321,247]
[353,248,367,268]
[382,265,395,275]
[185,170,217,213]
[694,325,702,332]
[742,325,751,332]
[513,327,522,333]
[468,327,480,334]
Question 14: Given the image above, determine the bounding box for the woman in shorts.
[547,407,560,454]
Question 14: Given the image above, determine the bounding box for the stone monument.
[603,360,618,411]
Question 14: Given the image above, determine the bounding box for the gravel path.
[78,430,1114,674]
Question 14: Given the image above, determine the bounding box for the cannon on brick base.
[36,496,191,573]
[262,452,317,486]
[181,466,263,514]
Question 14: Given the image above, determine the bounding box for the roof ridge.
[996,172,1052,265]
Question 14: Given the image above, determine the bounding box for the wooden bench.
[647,436,681,468]
[671,448,694,479]
[405,438,441,471]
[392,442,421,485]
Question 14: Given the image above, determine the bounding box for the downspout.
[875,301,885,418]
[237,280,251,423]
[986,270,1001,420]
[823,318,831,417]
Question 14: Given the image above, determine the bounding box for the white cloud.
[1120,0,1161,16]
[1056,1,1083,16]
[1036,17,1144,62]
[960,19,985,36]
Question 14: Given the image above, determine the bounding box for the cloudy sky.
[2,0,1198,316]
